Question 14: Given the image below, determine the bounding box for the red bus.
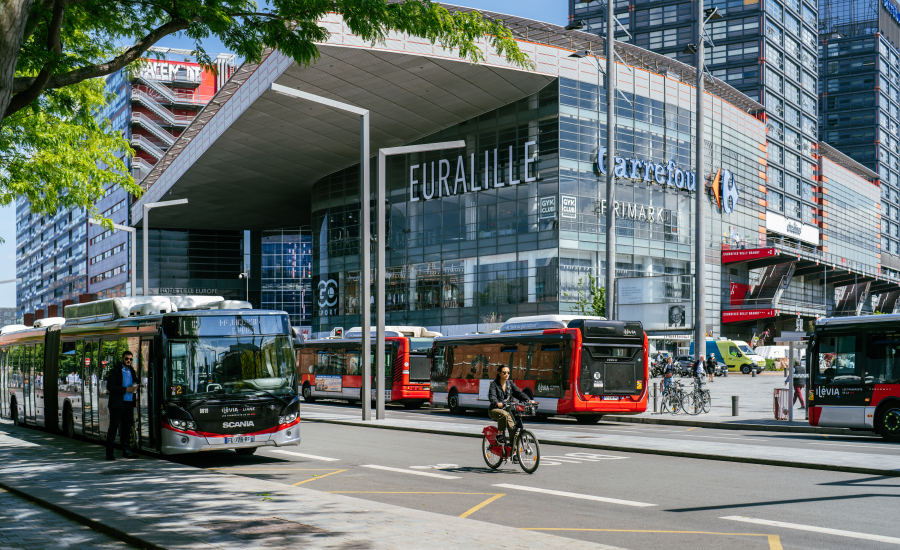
[807,314,900,441]
[430,316,648,423]
[296,326,438,409]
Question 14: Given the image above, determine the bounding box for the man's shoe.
[512,456,520,464]
[105,455,115,461]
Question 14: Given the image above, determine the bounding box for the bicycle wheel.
[661,392,674,413]
[681,392,700,415]
[516,430,540,474]
[702,391,711,414]
[482,435,503,470]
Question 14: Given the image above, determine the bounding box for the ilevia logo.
[223,421,255,429]
[709,168,739,214]
[624,328,637,336]
[816,387,840,398]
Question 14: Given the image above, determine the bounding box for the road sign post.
[775,332,808,423]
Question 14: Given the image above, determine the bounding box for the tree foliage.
[0,0,531,221]
[564,273,607,318]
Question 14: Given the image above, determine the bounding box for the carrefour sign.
[596,147,697,191]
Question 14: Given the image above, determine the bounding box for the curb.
[303,417,900,478]
[0,475,214,550]
[601,414,868,436]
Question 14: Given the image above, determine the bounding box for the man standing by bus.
[105,350,139,460]
[784,358,806,409]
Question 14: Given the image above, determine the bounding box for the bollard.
[653,382,658,412]
[723,367,728,378]
[751,368,756,378]
[732,395,739,416]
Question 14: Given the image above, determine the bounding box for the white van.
[755,345,806,361]
[733,340,765,365]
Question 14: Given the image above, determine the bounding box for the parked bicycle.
[681,380,712,415]
[482,398,541,473]
[660,380,687,414]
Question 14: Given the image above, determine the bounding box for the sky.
[0,0,568,309]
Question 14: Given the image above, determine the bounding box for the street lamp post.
[88,219,136,298]
[568,18,616,318]
[376,140,465,420]
[269,83,373,421]
[140,199,189,297]
[238,272,249,302]
[684,6,722,365]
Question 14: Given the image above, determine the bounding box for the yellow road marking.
[292,469,347,485]
[459,494,505,519]
[685,427,697,431]
[525,529,781,550]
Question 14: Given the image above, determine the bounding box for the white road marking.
[361,464,461,479]
[807,441,891,449]
[721,516,900,545]
[408,464,460,470]
[269,450,341,462]
[493,483,656,507]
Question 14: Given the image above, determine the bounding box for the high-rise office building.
[17,48,235,321]
[819,0,900,275]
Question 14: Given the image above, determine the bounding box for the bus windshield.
[167,335,295,399]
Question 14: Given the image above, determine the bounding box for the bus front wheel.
[302,384,316,403]
[878,403,900,442]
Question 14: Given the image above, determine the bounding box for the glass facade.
[309,72,768,338]
[820,33,900,261]
[260,229,313,329]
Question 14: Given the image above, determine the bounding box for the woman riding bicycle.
[489,367,536,449]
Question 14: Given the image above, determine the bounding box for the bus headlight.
[279,412,299,425]
[169,418,196,431]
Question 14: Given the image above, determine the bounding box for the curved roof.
[132,6,762,231]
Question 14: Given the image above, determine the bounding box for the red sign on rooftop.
[721,247,777,264]
[722,309,777,323]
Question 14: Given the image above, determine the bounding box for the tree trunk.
[0,0,34,127]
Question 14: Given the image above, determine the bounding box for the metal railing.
[130,135,167,160]
[135,77,211,105]
[131,113,176,146]
[132,90,198,126]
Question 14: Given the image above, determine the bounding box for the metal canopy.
[133,44,553,230]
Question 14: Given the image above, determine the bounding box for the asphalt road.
[299,400,900,458]
[175,421,900,550]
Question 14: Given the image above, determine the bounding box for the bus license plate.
[226,435,255,444]
[602,396,619,401]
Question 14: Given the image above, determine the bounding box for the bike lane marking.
[361,464,461,479]
[721,516,900,545]
[525,528,781,550]
[292,469,348,485]
[269,449,341,461]
[492,484,656,507]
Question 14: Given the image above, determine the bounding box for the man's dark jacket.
[488,379,529,411]
[106,363,138,410]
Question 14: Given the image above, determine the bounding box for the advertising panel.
[315,375,342,392]
[730,283,751,306]
[766,211,819,245]
[617,275,692,331]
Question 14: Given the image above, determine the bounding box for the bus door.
[0,349,7,418]
[24,346,35,424]
[862,333,900,428]
[138,339,155,449]
[34,343,44,426]
[97,340,118,436]
[812,334,866,428]
[81,341,101,438]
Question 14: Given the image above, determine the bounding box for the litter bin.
[774,388,790,420]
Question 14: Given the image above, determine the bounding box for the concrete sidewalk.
[0,421,620,550]
[301,410,900,477]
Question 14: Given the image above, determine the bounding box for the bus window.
[346,351,360,376]
[99,340,118,395]
[865,334,900,384]
[316,351,329,374]
[298,349,316,375]
[329,349,345,376]
[58,342,80,391]
[815,336,859,385]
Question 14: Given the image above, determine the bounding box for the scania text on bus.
[0,296,301,455]
[430,316,649,423]
[296,326,439,408]
[807,314,900,441]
